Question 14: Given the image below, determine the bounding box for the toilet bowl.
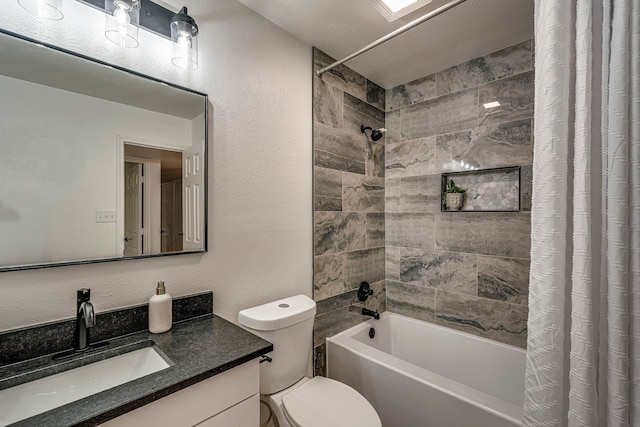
[239,295,381,427]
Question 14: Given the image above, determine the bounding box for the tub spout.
[361,308,380,320]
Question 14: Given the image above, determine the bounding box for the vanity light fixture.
[104,0,141,48]
[17,0,63,20]
[17,0,199,70]
[170,7,199,70]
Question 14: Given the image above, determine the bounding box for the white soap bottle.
[149,281,172,333]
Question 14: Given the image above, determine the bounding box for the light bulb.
[113,2,131,25]
[104,0,139,48]
[177,33,192,49]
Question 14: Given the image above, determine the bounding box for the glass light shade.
[171,13,198,70]
[104,0,140,48]
[18,0,63,20]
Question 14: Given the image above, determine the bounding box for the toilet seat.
[281,376,381,427]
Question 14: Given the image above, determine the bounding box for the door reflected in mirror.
[122,141,204,257]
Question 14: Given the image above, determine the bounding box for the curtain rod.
[315,0,468,77]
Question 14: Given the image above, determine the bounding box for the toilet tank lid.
[238,295,316,331]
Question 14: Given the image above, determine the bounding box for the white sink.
[0,346,170,426]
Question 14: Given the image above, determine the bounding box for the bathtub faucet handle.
[357,282,374,301]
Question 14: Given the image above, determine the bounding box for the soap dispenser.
[149,281,172,333]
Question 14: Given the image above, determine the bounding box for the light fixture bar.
[76,0,174,39]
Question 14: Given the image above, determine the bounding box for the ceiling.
[237,0,534,89]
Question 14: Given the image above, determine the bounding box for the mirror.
[0,30,207,272]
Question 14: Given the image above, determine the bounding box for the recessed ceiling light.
[372,0,433,22]
[483,101,501,109]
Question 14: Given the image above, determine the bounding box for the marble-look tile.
[520,165,533,211]
[315,195,341,212]
[400,249,477,295]
[314,212,366,256]
[479,71,534,126]
[401,88,478,140]
[314,167,342,211]
[314,48,366,101]
[342,173,385,212]
[452,168,520,211]
[385,109,401,144]
[314,307,363,347]
[436,119,533,172]
[385,178,401,212]
[386,245,401,281]
[366,213,385,248]
[386,136,437,179]
[386,213,435,249]
[314,253,346,301]
[314,123,366,174]
[387,74,436,111]
[345,92,385,125]
[366,280,387,313]
[316,289,358,315]
[344,247,385,288]
[313,77,343,129]
[435,212,531,258]
[344,101,384,142]
[367,79,386,111]
[386,280,436,323]
[478,256,530,305]
[314,343,327,377]
[400,174,441,213]
[435,291,528,348]
[436,40,533,96]
[366,140,385,178]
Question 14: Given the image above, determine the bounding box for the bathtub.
[326,312,526,427]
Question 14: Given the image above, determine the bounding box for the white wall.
[0,75,191,265]
[0,0,312,331]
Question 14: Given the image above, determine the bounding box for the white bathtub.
[326,312,526,427]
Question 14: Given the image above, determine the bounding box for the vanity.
[0,292,273,426]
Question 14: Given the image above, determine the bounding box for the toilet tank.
[238,295,316,395]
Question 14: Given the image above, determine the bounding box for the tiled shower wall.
[384,39,534,348]
[312,48,386,376]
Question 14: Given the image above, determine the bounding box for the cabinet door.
[102,360,259,427]
[195,394,259,427]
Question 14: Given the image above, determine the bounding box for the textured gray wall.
[384,40,534,348]
[312,48,386,376]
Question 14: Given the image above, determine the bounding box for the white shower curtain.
[524,1,639,426]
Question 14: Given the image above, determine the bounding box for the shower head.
[360,125,387,141]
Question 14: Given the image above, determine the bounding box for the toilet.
[238,294,381,427]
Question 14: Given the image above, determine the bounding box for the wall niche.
[441,166,521,212]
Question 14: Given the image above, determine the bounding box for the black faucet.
[74,288,96,351]
[361,308,380,320]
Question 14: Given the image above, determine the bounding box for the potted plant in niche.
[443,179,466,210]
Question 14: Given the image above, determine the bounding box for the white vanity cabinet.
[102,359,259,427]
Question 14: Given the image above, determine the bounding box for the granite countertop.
[0,314,272,427]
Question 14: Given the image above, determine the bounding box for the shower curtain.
[524,1,639,427]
